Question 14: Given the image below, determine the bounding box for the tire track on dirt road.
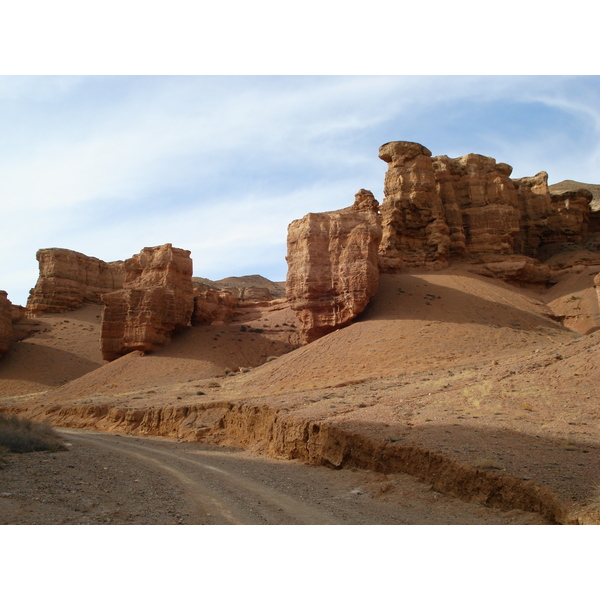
[63,430,339,524]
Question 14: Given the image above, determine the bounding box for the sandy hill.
[1,264,599,523]
[0,304,105,397]
[230,268,576,396]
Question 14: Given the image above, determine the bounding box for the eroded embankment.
[3,400,587,524]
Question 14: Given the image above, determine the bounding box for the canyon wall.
[377,141,594,273]
[26,248,125,315]
[286,143,598,343]
[101,244,194,361]
[286,189,382,343]
[378,142,451,270]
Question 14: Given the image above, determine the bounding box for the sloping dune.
[228,268,578,396]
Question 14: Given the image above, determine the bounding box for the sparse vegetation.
[472,458,503,470]
[0,413,65,454]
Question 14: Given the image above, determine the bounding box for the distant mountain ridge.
[192,274,286,299]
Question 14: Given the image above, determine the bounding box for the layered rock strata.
[378,142,450,270]
[0,291,12,357]
[286,189,382,343]
[378,141,595,279]
[101,244,194,361]
[27,248,124,315]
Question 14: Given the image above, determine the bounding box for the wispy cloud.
[1,75,599,305]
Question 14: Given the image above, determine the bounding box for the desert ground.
[1,264,599,524]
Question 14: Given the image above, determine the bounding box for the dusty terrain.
[1,265,599,524]
[1,429,545,525]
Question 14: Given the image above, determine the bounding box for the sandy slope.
[1,265,599,522]
[0,304,104,397]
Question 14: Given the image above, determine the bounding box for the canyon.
[1,141,599,525]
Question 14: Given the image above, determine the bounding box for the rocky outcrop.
[547,190,592,245]
[435,153,521,258]
[26,248,124,315]
[0,291,12,357]
[377,141,596,280]
[286,189,382,343]
[378,142,450,271]
[191,282,238,325]
[512,172,555,255]
[467,255,551,285]
[101,244,194,361]
[549,180,600,212]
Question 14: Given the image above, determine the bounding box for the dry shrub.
[0,413,65,454]
[471,458,503,470]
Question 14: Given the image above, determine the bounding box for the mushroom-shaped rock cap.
[378,141,432,164]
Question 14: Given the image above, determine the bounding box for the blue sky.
[1,75,599,305]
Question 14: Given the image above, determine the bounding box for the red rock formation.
[0,291,12,358]
[378,142,450,271]
[378,141,596,281]
[467,255,551,285]
[26,248,124,315]
[547,189,592,245]
[286,189,382,343]
[433,153,521,256]
[511,172,554,255]
[191,282,238,325]
[101,244,194,361]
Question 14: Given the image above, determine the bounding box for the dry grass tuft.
[0,413,66,455]
[471,458,503,470]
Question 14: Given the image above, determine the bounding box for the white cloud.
[2,75,600,306]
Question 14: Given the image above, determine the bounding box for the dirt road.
[0,429,547,524]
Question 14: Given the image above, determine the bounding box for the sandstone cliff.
[0,291,12,357]
[27,248,124,315]
[378,142,451,271]
[101,244,194,361]
[377,141,596,280]
[286,189,382,343]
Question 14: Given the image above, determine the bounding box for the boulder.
[101,244,194,361]
[26,248,124,315]
[286,189,382,343]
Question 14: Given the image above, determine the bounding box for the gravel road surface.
[0,429,547,525]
